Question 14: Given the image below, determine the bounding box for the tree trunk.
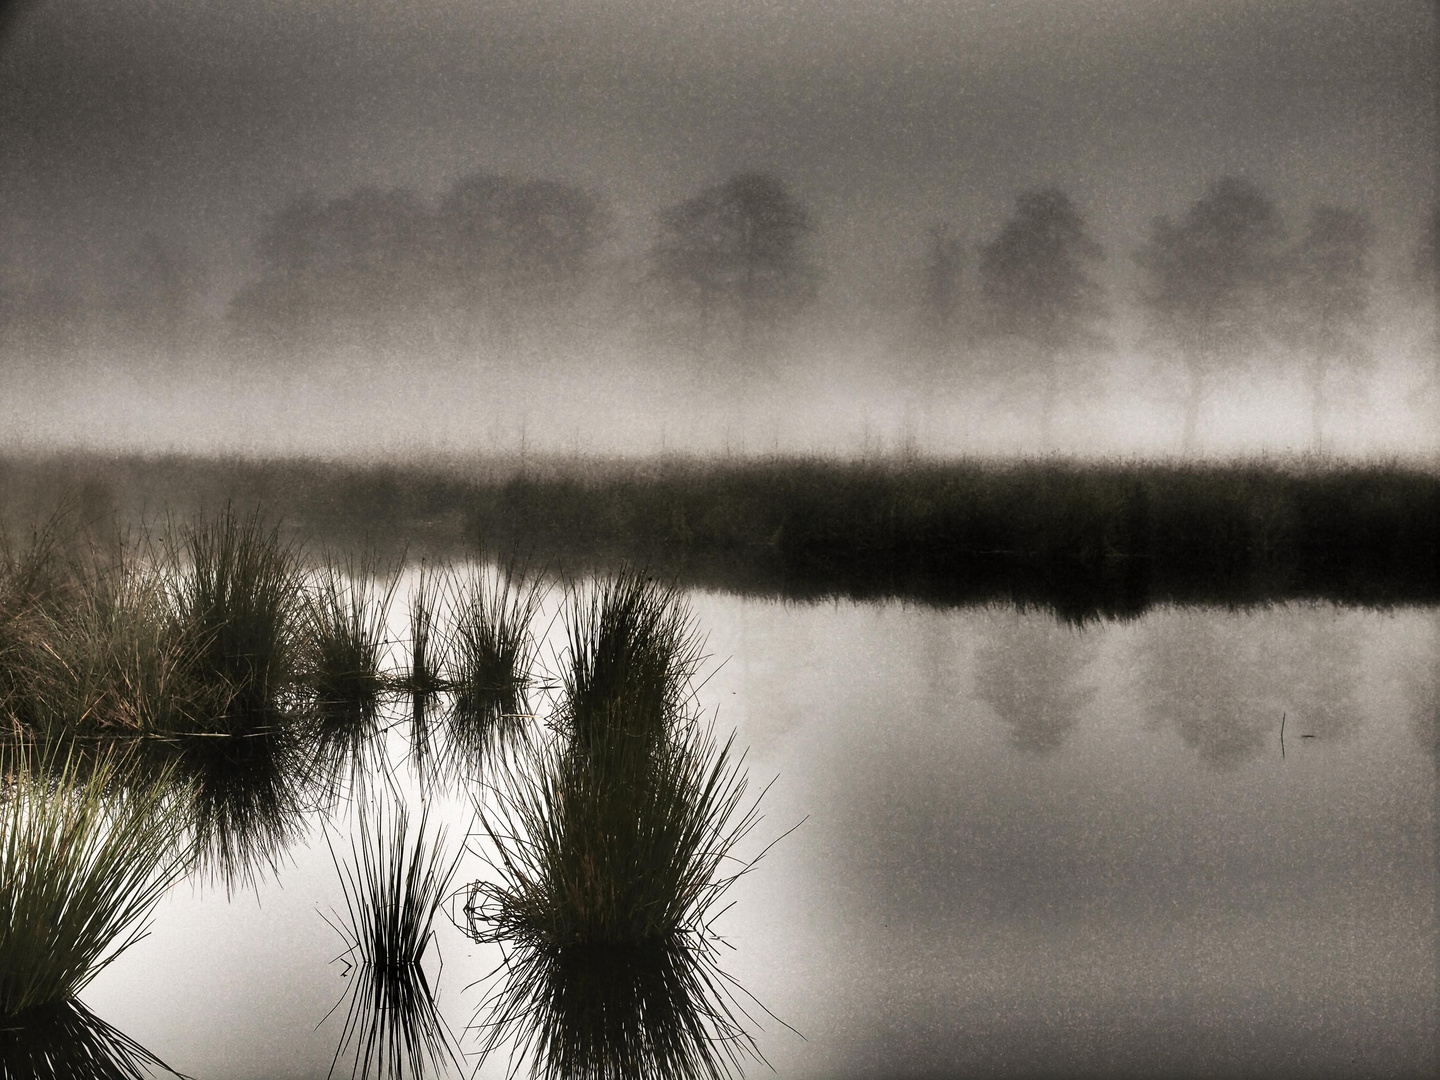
[1041,351,1059,452]
[1309,357,1327,454]
[1181,362,1204,454]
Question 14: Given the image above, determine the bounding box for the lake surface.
[82,589,1438,1079]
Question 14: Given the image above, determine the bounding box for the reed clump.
[166,506,307,725]
[0,997,183,1080]
[0,743,190,1033]
[304,556,400,797]
[322,801,463,1080]
[442,563,546,776]
[462,573,771,1080]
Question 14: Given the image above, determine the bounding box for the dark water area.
[54,587,1440,1080]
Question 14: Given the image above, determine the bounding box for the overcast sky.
[1,0,1434,298]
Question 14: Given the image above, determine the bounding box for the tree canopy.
[1136,176,1286,448]
[978,188,1107,442]
[1277,205,1375,447]
[651,172,818,356]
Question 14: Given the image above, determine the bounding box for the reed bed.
[11,450,1440,619]
[461,573,773,1080]
[322,801,464,1080]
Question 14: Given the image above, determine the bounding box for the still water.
[83,592,1437,1079]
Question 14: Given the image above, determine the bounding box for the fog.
[1,0,1436,463]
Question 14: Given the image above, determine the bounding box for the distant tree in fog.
[1136,177,1285,451]
[229,188,438,355]
[0,275,86,358]
[651,172,818,362]
[113,233,202,365]
[1275,206,1376,451]
[437,173,603,351]
[1412,206,1439,397]
[919,222,966,349]
[977,188,1107,444]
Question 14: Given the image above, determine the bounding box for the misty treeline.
[0,170,1436,450]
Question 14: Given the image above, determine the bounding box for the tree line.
[1,170,1436,449]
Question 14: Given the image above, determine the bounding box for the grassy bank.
[3,450,1438,618]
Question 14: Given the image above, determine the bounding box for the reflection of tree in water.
[1402,613,1439,770]
[972,611,1097,753]
[1139,606,1361,769]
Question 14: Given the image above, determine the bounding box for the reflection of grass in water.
[305,556,400,798]
[0,744,190,1076]
[463,573,776,1080]
[405,565,450,783]
[322,801,463,1080]
[158,720,315,892]
[0,997,184,1080]
[442,562,545,778]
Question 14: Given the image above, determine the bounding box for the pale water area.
[83,587,1438,1079]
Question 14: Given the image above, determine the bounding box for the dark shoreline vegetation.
[0,504,775,1079]
[2,449,1437,621]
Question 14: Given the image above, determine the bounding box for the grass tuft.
[322,800,464,1080]
[461,572,775,1080]
[442,562,546,776]
[304,555,400,798]
[166,506,306,724]
[0,743,190,1018]
[0,997,186,1080]
[558,573,702,759]
[405,564,451,782]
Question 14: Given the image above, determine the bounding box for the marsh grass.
[322,801,464,1080]
[305,556,401,798]
[0,743,190,1021]
[405,565,451,782]
[441,562,546,778]
[558,574,703,759]
[461,573,775,1080]
[166,506,307,724]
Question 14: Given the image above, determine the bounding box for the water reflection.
[0,998,182,1080]
[973,611,1097,753]
[1138,605,1362,768]
[1402,612,1439,769]
[13,590,1434,1080]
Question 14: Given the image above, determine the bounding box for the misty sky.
[2,0,1433,294]
[0,1,1436,459]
